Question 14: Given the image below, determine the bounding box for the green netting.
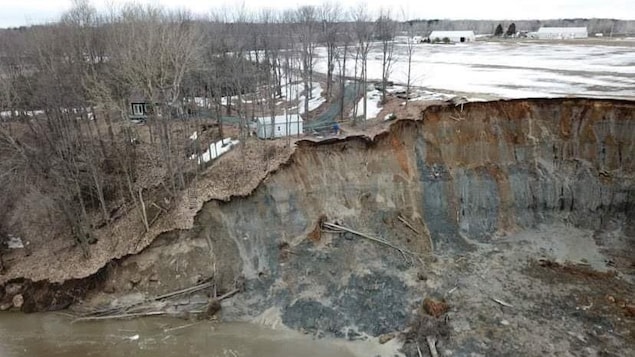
[304,82,363,132]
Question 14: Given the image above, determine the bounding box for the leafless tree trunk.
[320,3,340,100]
[297,6,318,121]
[402,15,416,110]
[353,6,373,124]
[376,10,396,105]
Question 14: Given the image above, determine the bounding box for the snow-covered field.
[316,41,635,99]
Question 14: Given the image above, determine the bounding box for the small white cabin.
[429,31,476,43]
[256,114,303,139]
[536,27,588,39]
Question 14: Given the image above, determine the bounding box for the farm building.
[536,27,588,39]
[256,114,303,139]
[428,31,475,43]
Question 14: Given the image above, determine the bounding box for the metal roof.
[537,27,587,33]
[429,31,475,37]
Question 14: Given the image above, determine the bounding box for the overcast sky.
[1,0,633,28]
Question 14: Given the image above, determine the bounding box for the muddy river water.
[0,314,388,357]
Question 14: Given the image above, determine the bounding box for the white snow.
[315,41,635,100]
[300,83,325,114]
[282,81,325,114]
[189,131,198,140]
[351,89,383,120]
[193,138,239,164]
[7,235,24,249]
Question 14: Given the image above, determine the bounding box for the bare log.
[323,222,421,263]
[426,336,439,357]
[73,311,166,322]
[397,215,421,235]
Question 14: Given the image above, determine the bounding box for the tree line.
[409,18,635,36]
[0,0,403,257]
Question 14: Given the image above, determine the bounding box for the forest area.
[0,0,404,270]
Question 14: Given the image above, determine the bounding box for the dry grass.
[0,130,294,284]
[0,94,436,285]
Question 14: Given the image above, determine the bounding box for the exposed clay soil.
[1,97,633,357]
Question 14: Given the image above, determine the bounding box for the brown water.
[0,313,370,357]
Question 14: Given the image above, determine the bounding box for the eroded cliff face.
[4,98,633,354]
[190,98,634,335]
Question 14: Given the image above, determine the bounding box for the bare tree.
[376,9,396,105]
[352,5,373,124]
[319,2,341,100]
[337,26,353,122]
[402,15,417,110]
[107,4,204,196]
[296,6,318,120]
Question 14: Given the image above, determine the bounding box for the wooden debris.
[74,281,226,322]
[163,321,203,333]
[323,222,421,263]
[397,215,420,235]
[218,288,239,300]
[378,333,395,344]
[73,311,166,322]
[426,336,439,357]
[491,297,514,308]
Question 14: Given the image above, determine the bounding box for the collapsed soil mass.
[2,98,634,356]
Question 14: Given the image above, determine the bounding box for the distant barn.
[536,27,588,39]
[428,31,476,43]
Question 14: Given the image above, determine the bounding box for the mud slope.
[7,98,634,355]
[196,98,634,327]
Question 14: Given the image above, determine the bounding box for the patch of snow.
[7,235,24,249]
[192,138,239,164]
[189,132,198,140]
[287,82,324,114]
[305,83,325,113]
[352,91,383,120]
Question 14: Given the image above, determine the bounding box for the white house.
[536,27,588,39]
[428,31,476,43]
[256,114,303,139]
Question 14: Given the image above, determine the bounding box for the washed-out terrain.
[1,37,634,356]
[5,98,631,356]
